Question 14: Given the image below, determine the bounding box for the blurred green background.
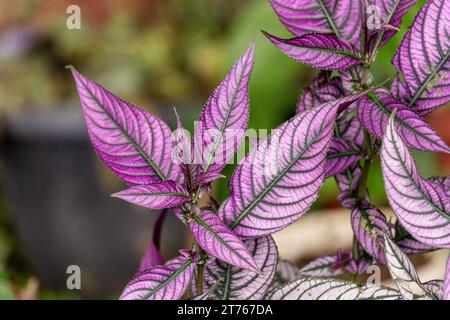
[0,0,448,299]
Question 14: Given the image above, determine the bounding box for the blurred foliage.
[0,198,14,299]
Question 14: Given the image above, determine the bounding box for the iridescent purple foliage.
[70,0,450,300]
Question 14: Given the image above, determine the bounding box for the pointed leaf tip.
[219,97,356,238]
[71,69,180,186]
[198,43,254,175]
[112,181,190,210]
[263,32,361,71]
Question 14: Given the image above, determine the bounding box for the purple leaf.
[344,258,371,275]
[396,237,437,255]
[139,210,167,271]
[263,32,361,71]
[351,206,392,264]
[200,236,278,300]
[381,115,450,248]
[199,43,254,175]
[298,255,344,277]
[120,250,197,300]
[445,254,450,300]
[335,164,370,209]
[197,172,225,186]
[331,249,371,275]
[266,277,356,300]
[188,210,259,272]
[191,281,222,300]
[421,280,444,300]
[390,74,409,101]
[267,276,402,300]
[429,176,450,198]
[139,244,164,272]
[357,91,450,153]
[336,165,362,193]
[173,108,200,191]
[336,104,365,147]
[297,76,343,113]
[367,0,417,49]
[325,137,362,178]
[275,260,299,284]
[112,181,190,210]
[391,0,450,115]
[395,222,437,254]
[70,67,180,186]
[269,0,362,48]
[383,233,425,299]
[357,287,403,300]
[219,98,353,238]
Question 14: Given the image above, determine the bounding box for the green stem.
[357,156,371,199]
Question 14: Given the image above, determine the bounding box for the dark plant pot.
[1,110,186,298]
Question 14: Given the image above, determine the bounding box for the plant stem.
[350,132,372,282]
[357,157,371,199]
[196,262,204,295]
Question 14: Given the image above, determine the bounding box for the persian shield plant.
[70,0,450,300]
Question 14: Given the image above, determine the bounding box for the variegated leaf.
[351,206,392,264]
[120,250,197,300]
[297,76,343,113]
[357,285,403,300]
[298,255,344,277]
[199,43,254,175]
[429,176,450,198]
[325,137,362,178]
[381,114,450,248]
[201,236,278,300]
[188,210,259,272]
[392,0,450,115]
[269,0,362,48]
[220,98,355,238]
[173,108,199,191]
[367,0,417,49]
[395,222,437,254]
[421,280,444,300]
[70,67,180,186]
[383,233,425,299]
[112,181,191,210]
[275,260,299,285]
[263,32,362,71]
[336,106,365,147]
[357,91,450,153]
[267,276,403,300]
[266,276,360,300]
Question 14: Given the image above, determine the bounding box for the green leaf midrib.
[367,92,446,150]
[203,54,250,173]
[126,192,190,197]
[80,79,167,181]
[285,41,361,59]
[317,0,342,38]
[221,265,232,300]
[192,215,250,264]
[408,50,450,106]
[141,258,193,300]
[388,123,450,219]
[230,118,329,229]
